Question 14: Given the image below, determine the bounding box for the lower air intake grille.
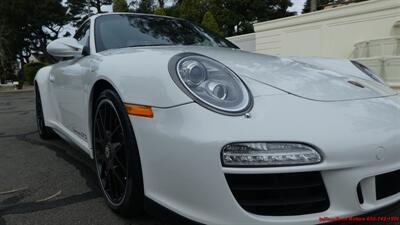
[376,169,400,200]
[225,172,330,216]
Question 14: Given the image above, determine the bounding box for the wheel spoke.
[111,166,125,196]
[97,152,106,164]
[108,105,113,131]
[112,167,124,185]
[99,108,107,133]
[102,105,108,132]
[110,168,121,200]
[97,161,106,180]
[95,119,105,140]
[106,172,114,198]
[94,100,129,205]
[111,142,122,152]
[110,124,121,139]
[95,137,104,146]
[113,156,127,175]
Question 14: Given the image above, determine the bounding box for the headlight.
[169,53,253,115]
[222,142,322,167]
[351,60,385,84]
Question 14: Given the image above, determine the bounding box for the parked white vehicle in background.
[36,13,400,225]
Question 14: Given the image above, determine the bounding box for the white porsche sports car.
[36,13,400,225]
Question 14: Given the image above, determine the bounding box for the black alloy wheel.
[93,89,144,216]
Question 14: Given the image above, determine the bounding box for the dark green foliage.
[130,0,296,36]
[154,7,167,16]
[201,11,221,35]
[137,0,155,13]
[303,0,369,13]
[113,0,129,12]
[175,0,206,23]
[157,0,165,8]
[69,0,113,13]
[171,0,296,37]
[66,0,112,26]
[23,62,47,85]
[0,0,67,66]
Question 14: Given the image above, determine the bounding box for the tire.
[93,89,144,216]
[35,85,57,140]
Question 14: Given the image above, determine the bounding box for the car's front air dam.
[130,93,400,225]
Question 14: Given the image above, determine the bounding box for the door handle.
[49,74,55,83]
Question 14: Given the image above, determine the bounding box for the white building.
[228,0,400,88]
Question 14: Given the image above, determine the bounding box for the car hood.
[100,46,396,102]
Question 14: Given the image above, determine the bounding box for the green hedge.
[23,62,47,85]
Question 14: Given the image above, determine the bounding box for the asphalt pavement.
[0,91,163,225]
[0,91,400,225]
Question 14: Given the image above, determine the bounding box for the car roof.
[91,12,180,21]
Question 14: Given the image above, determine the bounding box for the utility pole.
[310,0,317,12]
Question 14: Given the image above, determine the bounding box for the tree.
[0,0,68,64]
[90,0,113,13]
[270,0,297,19]
[23,62,47,85]
[171,0,296,37]
[303,0,330,13]
[174,0,207,23]
[154,7,167,16]
[0,0,68,88]
[66,0,112,26]
[302,0,369,13]
[136,0,155,13]
[157,0,165,8]
[0,21,13,84]
[113,0,129,12]
[201,11,221,35]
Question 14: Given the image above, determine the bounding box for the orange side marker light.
[125,104,153,118]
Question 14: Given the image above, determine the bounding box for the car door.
[49,21,92,142]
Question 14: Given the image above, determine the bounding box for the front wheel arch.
[92,88,145,216]
[89,79,119,150]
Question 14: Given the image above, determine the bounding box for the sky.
[290,0,307,14]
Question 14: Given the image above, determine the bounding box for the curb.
[0,88,34,94]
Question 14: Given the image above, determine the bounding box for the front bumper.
[130,93,400,225]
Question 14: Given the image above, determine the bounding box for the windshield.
[94,14,238,52]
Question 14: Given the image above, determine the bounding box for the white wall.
[229,0,400,58]
[227,33,256,52]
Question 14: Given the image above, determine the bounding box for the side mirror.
[47,37,84,58]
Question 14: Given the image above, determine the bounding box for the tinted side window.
[74,21,91,54]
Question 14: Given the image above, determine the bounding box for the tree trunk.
[16,54,25,89]
[96,0,101,13]
[158,0,164,8]
[310,0,317,12]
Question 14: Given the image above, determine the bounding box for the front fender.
[94,48,193,108]
[35,66,56,127]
